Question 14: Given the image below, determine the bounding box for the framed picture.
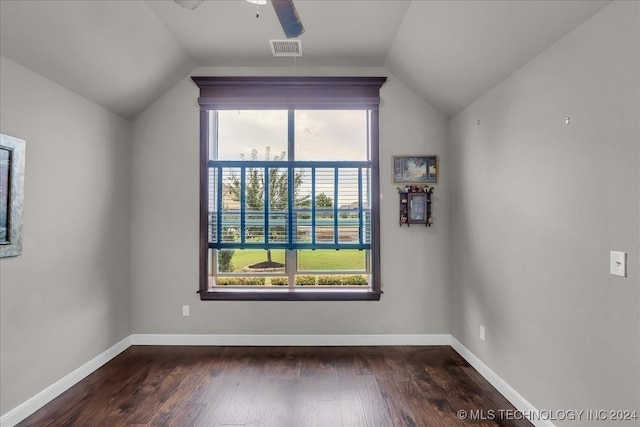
[393,155,438,184]
[1,134,26,257]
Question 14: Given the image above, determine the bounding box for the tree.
[394,156,427,181]
[227,147,309,267]
[315,192,334,220]
[218,249,235,272]
[315,193,333,208]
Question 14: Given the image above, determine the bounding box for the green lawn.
[298,250,365,271]
[229,249,285,271]
[222,249,365,272]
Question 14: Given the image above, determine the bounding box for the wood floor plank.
[186,347,234,406]
[164,403,206,427]
[319,400,344,427]
[292,377,320,427]
[338,374,366,426]
[125,355,188,424]
[243,376,279,427]
[18,346,533,427]
[194,378,247,427]
[220,373,262,425]
[356,374,394,427]
[266,378,297,427]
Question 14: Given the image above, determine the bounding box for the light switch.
[610,251,627,277]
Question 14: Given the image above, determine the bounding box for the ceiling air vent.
[270,39,302,57]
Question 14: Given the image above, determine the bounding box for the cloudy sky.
[214,110,371,207]
[216,110,368,161]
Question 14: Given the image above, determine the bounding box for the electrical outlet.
[479,325,486,341]
[610,251,627,277]
[182,305,190,317]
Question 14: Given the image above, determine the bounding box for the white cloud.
[217,110,368,161]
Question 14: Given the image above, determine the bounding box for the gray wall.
[130,66,450,335]
[2,1,639,422]
[0,56,132,415]
[448,1,639,423]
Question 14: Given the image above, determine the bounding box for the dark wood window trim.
[193,76,386,301]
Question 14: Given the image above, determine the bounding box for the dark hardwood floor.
[19,346,532,427]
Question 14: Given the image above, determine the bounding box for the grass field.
[222,249,365,272]
[299,250,365,271]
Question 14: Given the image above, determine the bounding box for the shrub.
[270,277,288,286]
[295,275,317,286]
[216,277,239,286]
[218,250,235,272]
[342,275,368,286]
[316,275,367,286]
[216,277,265,286]
[238,277,265,286]
[317,275,343,286]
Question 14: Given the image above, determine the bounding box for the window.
[193,77,386,301]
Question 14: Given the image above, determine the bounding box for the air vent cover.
[270,39,302,57]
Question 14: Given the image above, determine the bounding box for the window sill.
[199,288,382,301]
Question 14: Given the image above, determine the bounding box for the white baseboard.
[0,336,131,427]
[130,333,452,346]
[450,337,554,427]
[2,334,549,427]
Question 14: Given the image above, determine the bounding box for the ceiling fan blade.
[271,0,305,39]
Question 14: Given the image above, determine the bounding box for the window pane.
[267,166,290,243]
[335,168,368,244]
[208,105,374,295]
[297,249,366,271]
[295,110,368,161]
[216,249,286,273]
[217,110,288,160]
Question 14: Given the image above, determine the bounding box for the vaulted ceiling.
[0,0,611,120]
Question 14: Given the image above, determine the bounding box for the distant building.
[221,184,240,211]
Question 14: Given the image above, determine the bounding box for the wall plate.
[610,251,627,277]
